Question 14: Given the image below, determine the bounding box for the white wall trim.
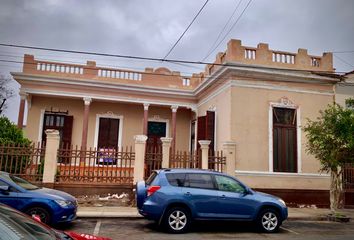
[268,98,301,173]
[230,80,334,96]
[37,109,45,144]
[235,170,329,178]
[93,113,124,150]
[197,81,231,107]
[148,117,169,137]
[22,88,196,109]
[15,73,195,97]
[197,79,334,108]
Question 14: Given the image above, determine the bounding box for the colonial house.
[12,39,340,205]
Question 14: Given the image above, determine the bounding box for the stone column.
[17,92,27,129]
[133,135,147,183]
[161,137,172,168]
[43,129,60,188]
[143,103,149,135]
[199,140,211,170]
[171,105,178,154]
[223,141,237,176]
[80,97,92,150]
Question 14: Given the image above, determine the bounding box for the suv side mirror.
[243,187,252,195]
[0,185,10,195]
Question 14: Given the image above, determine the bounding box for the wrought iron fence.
[170,150,200,169]
[343,163,354,190]
[144,145,162,179]
[56,145,135,184]
[0,142,45,183]
[208,150,226,172]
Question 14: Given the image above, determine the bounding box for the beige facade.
[336,71,354,108]
[13,39,340,191]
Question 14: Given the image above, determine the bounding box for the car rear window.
[166,173,186,187]
[145,172,158,185]
[185,173,215,190]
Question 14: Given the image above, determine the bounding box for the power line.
[163,0,209,60]
[0,43,347,75]
[202,0,243,61]
[332,51,354,54]
[0,42,208,66]
[0,58,343,94]
[0,53,199,75]
[334,54,354,68]
[203,0,253,61]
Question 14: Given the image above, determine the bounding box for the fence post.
[223,141,237,176]
[43,129,60,188]
[134,135,147,183]
[198,140,211,170]
[161,137,172,168]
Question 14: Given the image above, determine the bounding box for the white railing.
[272,52,295,64]
[36,62,83,74]
[311,57,320,67]
[245,49,256,60]
[98,69,142,81]
[182,78,190,86]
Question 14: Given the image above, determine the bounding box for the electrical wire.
[202,0,243,61]
[0,42,344,75]
[334,54,354,68]
[202,0,253,61]
[0,53,199,76]
[332,51,354,54]
[163,0,209,60]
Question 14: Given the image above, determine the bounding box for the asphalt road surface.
[57,218,354,240]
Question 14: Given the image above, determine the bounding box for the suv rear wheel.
[163,207,191,233]
[257,208,280,233]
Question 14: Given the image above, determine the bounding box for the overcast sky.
[0,0,353,122]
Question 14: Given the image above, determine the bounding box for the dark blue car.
[137,169,288,233]
[0,171,77,225]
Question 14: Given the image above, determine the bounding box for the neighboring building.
[12,39,339,205]
[336,70,354,108]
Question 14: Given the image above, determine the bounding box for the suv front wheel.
[257,208,281,233]
[163,207,191,233]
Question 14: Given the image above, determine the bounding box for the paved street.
[57,218,354,240]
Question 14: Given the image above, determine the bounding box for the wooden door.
[197,111,215,152]
[146,121,166,152]
[97,118,120,150]
[42,114,73,148]
[273,108,297,172]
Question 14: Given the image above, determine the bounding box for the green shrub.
[0,116,31,174]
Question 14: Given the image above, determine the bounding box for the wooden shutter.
[62,115,73,148]
[197,116,206,151]
[206,111,215,152]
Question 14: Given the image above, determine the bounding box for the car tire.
[163,207,191,233]
[25,206,51,225]
[257,208,281,233]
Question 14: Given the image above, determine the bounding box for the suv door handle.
[220,194,226,199]
[184,192,191,196]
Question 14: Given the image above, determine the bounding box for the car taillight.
[147,186,161,196]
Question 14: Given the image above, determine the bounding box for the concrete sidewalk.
[77,206,354,221]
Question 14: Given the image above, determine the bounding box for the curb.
[77,213,142,218]
[76,213,330,222]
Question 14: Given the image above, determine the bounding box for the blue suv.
[137,169,288,233]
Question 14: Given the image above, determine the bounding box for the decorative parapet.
[204,39,334,76]
[22,54,201,90]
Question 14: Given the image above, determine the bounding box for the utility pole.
[0,99,6,115]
